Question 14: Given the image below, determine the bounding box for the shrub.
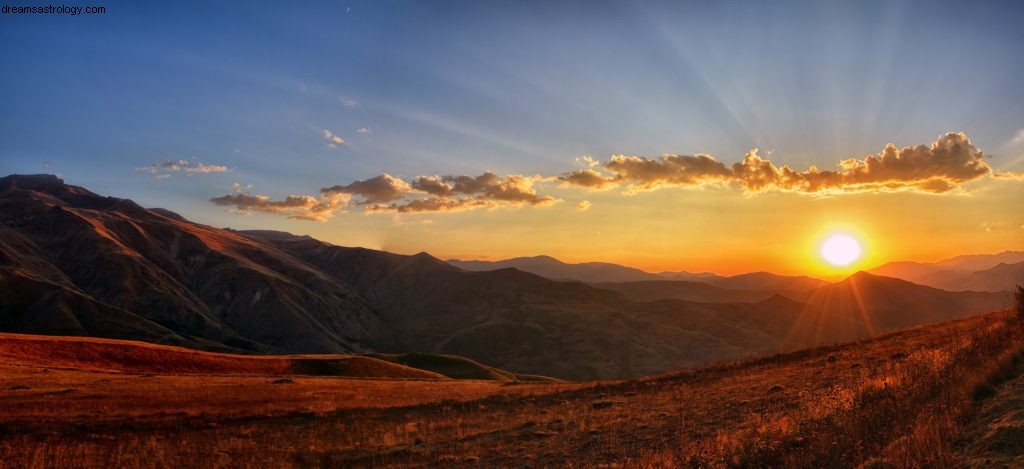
[1015,285,1024,320]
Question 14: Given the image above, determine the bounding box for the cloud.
[210,132,1005,221]
[209,188,349,222]
[322,174,411,203]
[992,170,1024,180]
[561,132,993,195]
[560,154,731,192]
[342,99,356,108]
[322,129,346,148]
[357,127,372,135]
[731,132,991,194]
[366,171,557,213]
[576,155,600,168]
[559,169,617,189]
[366,197,489,214]
[136,160,229,176]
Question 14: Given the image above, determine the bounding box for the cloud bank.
[211,132,1015,221]
[560,132,993,194]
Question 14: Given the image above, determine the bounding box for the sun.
[820,234,862,266]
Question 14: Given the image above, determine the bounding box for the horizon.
[4,169,1021,279]
[3,0,1023,276]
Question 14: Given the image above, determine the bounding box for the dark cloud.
[559,169,617,189]
[560,154,731,193]
[370,172,557,213]
[209,191,348,222]
[322,174,411,203]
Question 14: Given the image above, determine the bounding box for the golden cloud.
[212,132,1011,221]
[561,132,995,195]
[371,172,557,213]
[209,191,349,222]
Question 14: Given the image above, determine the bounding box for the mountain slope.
[591,280,776,303]
[0,174,386,354]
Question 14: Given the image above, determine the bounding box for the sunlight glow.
[820,234,862,266]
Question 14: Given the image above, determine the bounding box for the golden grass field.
[2,310,1022,467]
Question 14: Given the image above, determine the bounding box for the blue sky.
[2,0,1023,272]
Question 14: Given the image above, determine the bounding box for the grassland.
[1,310,1022,467]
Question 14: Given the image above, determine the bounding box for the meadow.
[2,309,1021,467]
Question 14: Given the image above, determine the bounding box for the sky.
[2,0,1023,276]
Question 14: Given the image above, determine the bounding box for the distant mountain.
[921,261,1024,293]
[446,256,827,292]
[794,272,1009,331]
[447,255,664,283]
[868,251,1024,291]
[702,271,827,292]
[656,271,721,281]
[0,174,1010,380]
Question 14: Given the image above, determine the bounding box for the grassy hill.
[2,309,1021,466]
[0,332,552,381]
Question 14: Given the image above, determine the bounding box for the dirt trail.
[958,357,1024,467]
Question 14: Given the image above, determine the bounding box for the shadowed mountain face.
[0,174,1011,379]
[0,174,385,354]
[794,272,1010,331]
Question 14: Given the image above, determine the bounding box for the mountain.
[0,174,1010,380]
[921,261,1024,293]
[446,255,665,283]
[0,174,386,354]
[868,251,1024,290]
[795,272,1009,331]
[702,271,827,292]
[446,256,826,292]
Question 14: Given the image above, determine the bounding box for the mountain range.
[0,174,1013,379]
[868,251,1024,292]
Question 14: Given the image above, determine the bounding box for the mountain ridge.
[0,174,1012,379]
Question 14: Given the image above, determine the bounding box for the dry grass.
[1,310,1022,467]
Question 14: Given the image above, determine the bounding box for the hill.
[0,332,447,379]
[2,310,1020,466]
